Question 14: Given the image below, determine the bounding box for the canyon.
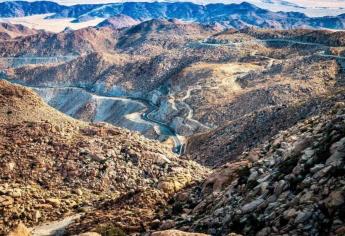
[0,3,345,236]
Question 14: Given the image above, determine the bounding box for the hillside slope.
[4,25,345,165]
[165,97,345,235]
[97,14,140,29]
[0,22,39,40]
[0,1,66,17]
[0,26,119,56]
[0,80,208,234]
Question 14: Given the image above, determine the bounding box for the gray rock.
[274,180,286,196]
[325,191,344,208]
[301,148,315,161]
[241,198,265,214]
[326,151,344,167]
[283,208,297,220]
[248,170,259,182]
[313,165,332,179]
[310,164,325,173]
[294,211,312,224]
[256,227,271,236]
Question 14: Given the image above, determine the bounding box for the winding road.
[177,85,211,129]
[199,38,345,65]
[0,56,76,68]
[5,37,344,156]
[133,97,184,155]
[5,81,184,155]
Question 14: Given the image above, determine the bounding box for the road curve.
[3,81,185,155]
[0,56,77,68]
[198,38,345,68]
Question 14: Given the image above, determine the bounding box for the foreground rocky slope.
[163,98,345,236]
[0,80,208,234]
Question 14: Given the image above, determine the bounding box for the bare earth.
[0,14,105,33]
[30,214,82,236]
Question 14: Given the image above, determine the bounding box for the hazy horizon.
[1,0,345,16]
[0,0,345,7]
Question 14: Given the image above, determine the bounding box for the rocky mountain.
[0,1,66,17]
[0,26,119,56]
[180,28,344,166]
[1,15,345,235]
[96,14,140,29]
[0,79,208,235]
[2,1,345,30]
[164,97,345,236]
[45,3,103,19]
[0,22,39,40]
[3,22,344,149]
[42,2,345,30]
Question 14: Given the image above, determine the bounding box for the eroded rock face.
[164,104,345,236]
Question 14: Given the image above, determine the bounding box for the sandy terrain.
[0,14,105,33]
[30,214,82,236]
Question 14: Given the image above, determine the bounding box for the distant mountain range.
[2,0,345,16]
[1,1,345,29]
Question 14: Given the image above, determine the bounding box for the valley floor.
[0,14,105,33]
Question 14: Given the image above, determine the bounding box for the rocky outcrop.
[0,80,209,234]
[165,102,345,235]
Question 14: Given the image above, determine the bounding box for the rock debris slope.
[164,98,345,236]
[0,80,208,235]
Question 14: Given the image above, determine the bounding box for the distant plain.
[0,14,105,32]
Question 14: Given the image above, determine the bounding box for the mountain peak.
[97,14,140,29]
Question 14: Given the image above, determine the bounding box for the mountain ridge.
[2,1,345,29]
[1,7,345,235]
